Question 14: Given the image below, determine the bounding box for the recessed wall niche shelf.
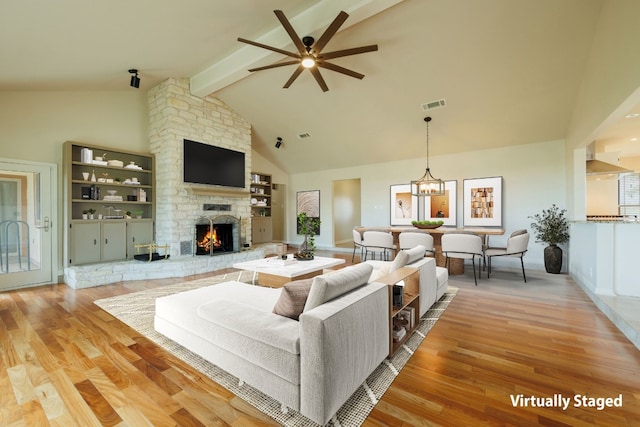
[63,141,156,265]
[250,172,272,244]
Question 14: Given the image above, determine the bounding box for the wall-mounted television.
[183,139,245,188]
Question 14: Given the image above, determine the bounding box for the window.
[619,173,640,216]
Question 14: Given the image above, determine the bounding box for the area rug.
[94,271,458,426]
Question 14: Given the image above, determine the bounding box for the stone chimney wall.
[148,78,251,256]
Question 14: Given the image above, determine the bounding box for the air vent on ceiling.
[297,132,311,140]
[421,98,447,111]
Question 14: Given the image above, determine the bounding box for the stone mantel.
[186,185,250,198]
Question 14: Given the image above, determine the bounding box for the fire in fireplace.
[195,223,233,255]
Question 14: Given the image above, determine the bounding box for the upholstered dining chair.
[441,233,484,286]
[485,230,530,282]
[352,228,364,262]
[398,231,435,257]
[361,230,396,261]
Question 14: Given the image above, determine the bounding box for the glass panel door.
[0,159,56,290]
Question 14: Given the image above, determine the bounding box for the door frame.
[0,158,58,290]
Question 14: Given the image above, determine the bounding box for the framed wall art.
[296,190,320,234]
[423,180,457,226]
[463,176,502,226]
[390,184,417,226]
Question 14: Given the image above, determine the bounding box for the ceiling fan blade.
[313,11,349,54]
[310,68,329,92]
[283,65,305,88]
[319,44,378,60]
[238,37,300,59]
[317,61,365,80]
[248,60,300,72]
[274,10,307,55]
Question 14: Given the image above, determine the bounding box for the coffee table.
[233,255,345,288]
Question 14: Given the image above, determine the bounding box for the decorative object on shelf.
[423,180,457,226]
[463,176,503,227]
[390,184,417,226]
[296,212,320,259]
[82,210,89,220]
[411,220,443,229]
[529,204,569,274]
[87,208,96,220]
[411,117,444,199]
[90,170,96,182]
[82,172,89,181]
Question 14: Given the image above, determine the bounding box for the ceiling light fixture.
[128,69,140,88]
[411,116,444,198]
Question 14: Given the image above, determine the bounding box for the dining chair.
[485,230,530,282]
[362,230,396,261]
[441,233,483,286]
[352,228,364,262]
[398,231,434,257]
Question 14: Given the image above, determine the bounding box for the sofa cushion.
[273,278,314,320]
[303,263,373,312]
[404,244,426,264]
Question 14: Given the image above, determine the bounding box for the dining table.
[355,226,505,275]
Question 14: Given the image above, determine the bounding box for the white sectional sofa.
[366,245,448,314]
[154,263,389,425]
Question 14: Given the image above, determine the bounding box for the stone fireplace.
[148,78,252,257]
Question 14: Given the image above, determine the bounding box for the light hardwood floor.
[1,251,639,426]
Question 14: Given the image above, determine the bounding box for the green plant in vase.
[529,204,569,274]
[296,212,320,260]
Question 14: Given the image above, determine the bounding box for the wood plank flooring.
[1,251,639,426]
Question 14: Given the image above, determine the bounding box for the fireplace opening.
[195,223,233,255]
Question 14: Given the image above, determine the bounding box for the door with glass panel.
[0,159,56,290]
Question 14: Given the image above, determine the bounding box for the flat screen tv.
[183,139,245,188]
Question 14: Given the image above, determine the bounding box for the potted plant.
[87,208,96,220]
[296,212,320,260]
[134,210,144,219]
[529,204,570,273]
[82,209,89,220]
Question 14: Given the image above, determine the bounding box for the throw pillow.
[389,250,410,272]
[303,263,373,312]
[272,278,314,320]
[404,244,426,264]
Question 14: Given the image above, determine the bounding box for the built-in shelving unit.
[64,141,156,265]
[250,172,272,244]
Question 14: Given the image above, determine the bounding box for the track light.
[275,137,282,148]
[128,69,140,88]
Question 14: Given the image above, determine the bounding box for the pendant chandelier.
[411,116,444,196]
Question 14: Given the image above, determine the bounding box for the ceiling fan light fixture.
[301,56,316,68]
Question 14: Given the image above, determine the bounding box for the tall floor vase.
[544,244,563,274]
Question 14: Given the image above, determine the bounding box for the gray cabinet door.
[70,222,101,265]
[101,222,127,261]
[127,220,154,258]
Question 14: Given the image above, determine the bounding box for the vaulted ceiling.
[2,0,638,173]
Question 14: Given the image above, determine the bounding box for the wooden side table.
[376,267,421,357]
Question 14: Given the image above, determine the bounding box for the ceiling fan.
[238,10,378,92]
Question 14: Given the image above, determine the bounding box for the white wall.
[0,91,148,277]
[287,139,567,271]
